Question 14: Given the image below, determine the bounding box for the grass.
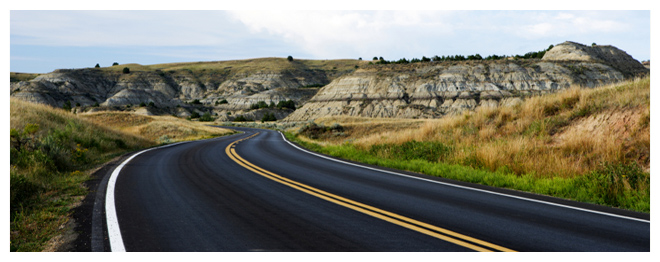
[10,98,153,251]
[10,99,233,251]
[98,57,367,83]
[10,72,41,82]
[289,77,650,212]
[80,111,234,143]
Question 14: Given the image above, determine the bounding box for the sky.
[6,3,654,73]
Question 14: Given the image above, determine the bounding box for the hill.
[290,76,650,212]
[10,98,232,251]
[9,41,648,123]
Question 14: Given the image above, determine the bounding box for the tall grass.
[11,99,236,251]
[10,98,155,251]
[292,77,650,212]
[80,111,233,143]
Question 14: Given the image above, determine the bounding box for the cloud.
[516,11,630,39]
[227,10,456,58]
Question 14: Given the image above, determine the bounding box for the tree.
[112,62,119,66]
[261,112,277,122]
[287,56,293,62]
[276,100,296,110]
[122,67,130,74]
[95,63,100,68]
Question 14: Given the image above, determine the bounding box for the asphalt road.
[106,127,650,251]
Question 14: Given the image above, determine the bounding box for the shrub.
[62,101,72,111]
[122,67,130,74]
[199,112,214,122]
[250,101,269,109]
[276,100,296,110]
[233,115,251,122]
[190,111,200,119]
[261,112,277,122]
[112,62,119,66]
[287,56,293,62]
[577,162,649,207]
[95,63,100,68]
[216,99,228,105]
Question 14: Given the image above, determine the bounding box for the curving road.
[103,127,649,251]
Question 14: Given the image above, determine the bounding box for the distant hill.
[10,42,648,122]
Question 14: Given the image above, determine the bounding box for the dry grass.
[304,77,650,179]
[80,111,233,143]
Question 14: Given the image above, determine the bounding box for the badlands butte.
[10,41,649,122]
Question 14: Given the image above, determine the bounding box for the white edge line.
[278,132,650,224]
[105,141,191,252]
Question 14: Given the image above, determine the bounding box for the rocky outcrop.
[10,62,335,117]
[10,42,648,122]
[542,41,648,78]
[285,42,648,121]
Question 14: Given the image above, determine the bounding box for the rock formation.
[10,42,648,122]
[284,42,648,121]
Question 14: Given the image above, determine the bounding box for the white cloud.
[517,11,630,39]
[227,10,456,58]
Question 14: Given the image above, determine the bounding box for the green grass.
[284,132,649,213]
[10,98,154,251]
[10,72,41,82]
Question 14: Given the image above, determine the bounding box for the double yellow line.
[225,132,516,252]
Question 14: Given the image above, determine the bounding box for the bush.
[276,100,296,110]
[250,101,269,110]
[95,63,100,68]
[199,112,214,122]
[112,62,119,66]
[190,111,200,119]
[233,115,251,122]
[577,162,649,207]
[287,56,293,62]
[62,101,72,111]
[298,122,344,139]
[122,67,130,74]
[261,112,277,122]
[10,172,41,212]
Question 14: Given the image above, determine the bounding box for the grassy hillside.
[10,98,154,251]
[80,111,233,143]
[100,57,366,78]
[10,72,41,82]
[10,99,233,251]
[291,77,650,212]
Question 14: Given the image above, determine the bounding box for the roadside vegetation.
[10,99,233,251]
[80,111,234,144]
[10,98,153,251]
[288,77,650,212]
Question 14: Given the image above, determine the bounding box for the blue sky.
[7,5,654,73]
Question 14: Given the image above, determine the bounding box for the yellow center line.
[225,132,516,252]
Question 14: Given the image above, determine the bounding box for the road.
[105,127,650,251]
